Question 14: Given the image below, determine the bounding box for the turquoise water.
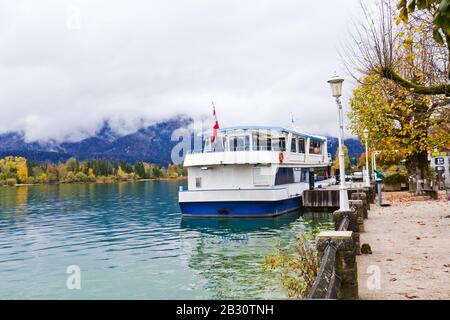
[0,181,333,299]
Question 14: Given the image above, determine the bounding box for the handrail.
[308,216,349,299]
[308,240,338,299]
[338,216,350,231]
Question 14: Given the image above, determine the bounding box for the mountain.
[0,117,192,166]
[326,136,364,163]
[0,119,364,165]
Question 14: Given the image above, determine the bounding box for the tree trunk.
[406,150,429,194]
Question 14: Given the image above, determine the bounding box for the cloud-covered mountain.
[0,117,192,166]
[0,117,363,166]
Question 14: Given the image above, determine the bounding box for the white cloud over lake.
[0,0,362,142]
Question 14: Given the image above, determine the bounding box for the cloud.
[0,0,361,142]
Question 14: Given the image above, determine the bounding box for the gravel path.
[357,191,450,300]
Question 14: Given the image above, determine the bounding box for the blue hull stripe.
[179,197,301,217]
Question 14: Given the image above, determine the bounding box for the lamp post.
[363,128,370,187]
[328,74,349,211]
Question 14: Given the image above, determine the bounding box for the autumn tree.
[345,0,450,189]
[358,152,373,171]
[349,74,449,179]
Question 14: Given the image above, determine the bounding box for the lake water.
[0,181,333,299]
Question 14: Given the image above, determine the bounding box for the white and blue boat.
[179,126,335,217]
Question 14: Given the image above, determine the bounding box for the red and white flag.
[212,102,220,143]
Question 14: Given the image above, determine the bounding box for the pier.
[302,183,374,209]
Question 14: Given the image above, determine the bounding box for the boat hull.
[179,196,301,217]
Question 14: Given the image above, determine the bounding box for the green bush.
[384,172,408,184]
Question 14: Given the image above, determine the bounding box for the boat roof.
[217,125,327,141]
[198,125,326,141]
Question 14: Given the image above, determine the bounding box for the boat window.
[229,135,250,151]
[298,138,305,153]
[195,177,202,188]
[212,137,225,152]
[290,137,297,153]
[204,138,212,153]
[309,140,322,154]
[271,137,286,152]
[252,132,272,151]
[293,168,302,182]
[275,167,295,185]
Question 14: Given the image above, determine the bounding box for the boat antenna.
[290,112,295,128]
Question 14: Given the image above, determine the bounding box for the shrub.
[75,172,88,182]
[263,235,319,298]
[384,172,408,185]
[61,171,76,183]
[25,176,36,184]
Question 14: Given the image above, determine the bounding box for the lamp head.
[363,128,369,140]
[327,74,344,98]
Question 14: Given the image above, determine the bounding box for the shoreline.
[2,176,187,188]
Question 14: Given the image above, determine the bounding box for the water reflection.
[180,211,302,234]
[179,211,333,299]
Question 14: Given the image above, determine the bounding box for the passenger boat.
[178,126,335,217]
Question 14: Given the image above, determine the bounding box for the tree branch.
[381,67,450,95]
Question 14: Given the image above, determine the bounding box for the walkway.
[357,191,450,299]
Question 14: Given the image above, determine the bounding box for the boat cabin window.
[195,177,202,188]
[203,136,225,153]
[204,138,212,153]
[309,140,322,155]
[252,132,271,151]
[271,137,286,151]
[229,135,250,151]
[298,138,305,153]
[290,138,297,153]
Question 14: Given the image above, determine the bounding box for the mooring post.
[316,231,358,300]
[351,192,369,219]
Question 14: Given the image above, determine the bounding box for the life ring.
[279,152,285,163]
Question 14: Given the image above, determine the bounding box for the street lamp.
[328,74,349,211]
[363,128,370,187]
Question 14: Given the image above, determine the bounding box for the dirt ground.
[357,191,450,300]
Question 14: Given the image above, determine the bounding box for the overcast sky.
[0,0,363,142]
